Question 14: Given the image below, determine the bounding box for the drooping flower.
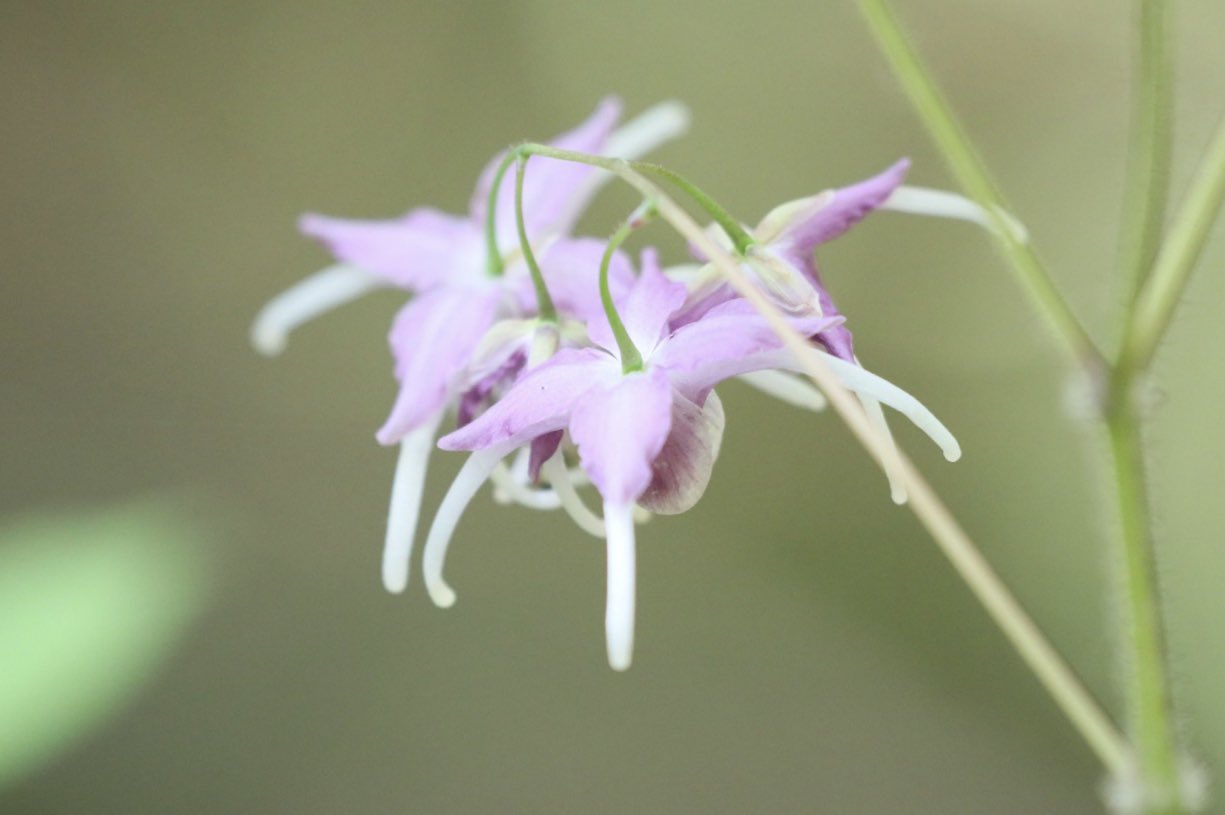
[686,158,1025,334]
[251,99,692,593]
[684,159,999,501]
[423,252,959,670]
[253,98,979,673]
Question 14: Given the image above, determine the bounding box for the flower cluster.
[255,98,984,670]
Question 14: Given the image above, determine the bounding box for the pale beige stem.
[610,160,1132,778]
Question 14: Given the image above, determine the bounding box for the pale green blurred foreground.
[0,501,208,789]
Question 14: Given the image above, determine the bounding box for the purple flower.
[685,160,1001,502]
[420,253,958,670]
[251,99,692,594]
[252,98,981,672]
[688,159,1028,357]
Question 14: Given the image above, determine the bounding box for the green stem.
[1122,111,1225,373]
[856,0,1105,374]
[630,161,755,253]
[599,202,654,373]
[514,154,557,322]
[1106,102,1225,815]
[1105,396,1184,812]
[484,149,519,277]
[520,141,619,171]
[518,143,756,256]
[1119,0,1174,305]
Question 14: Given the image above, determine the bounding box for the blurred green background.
[3,1,1223,812]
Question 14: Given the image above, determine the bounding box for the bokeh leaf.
[0,500,210,789]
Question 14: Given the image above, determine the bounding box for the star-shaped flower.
[423,253,958,669]
[251,98,691,593]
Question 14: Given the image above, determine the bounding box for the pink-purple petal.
[570,368,673,506]
[637,390,725,515]
[469,97,623,250]
[667,279,738,331]
[784,252,856,361]
[438,348,616,452]
[375,288,501,445]
[769,159,910,254]
[655,298,838,403]
[299,208,483,291]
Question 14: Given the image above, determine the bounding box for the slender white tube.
[738,370,828,411]
[603,502,637,672]
[489,463,562,510]
[883,186,1029,243]
[422,447,508,608]
[809,350,962,463]
[858,393,908,505]
[382,410,445,594]
[541,453,605,538]
[251,264,385,356]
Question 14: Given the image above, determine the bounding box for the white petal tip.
[429,583,457,609]
[602,100,692,160]
[644,100,691,137]
[884,186,1029,243]
[607,651,633,672]
[943,447,962,463]
[250,325,287,357]
[382,570,409,595]
[249,265,383,358]
[603,503,637,674]
[889,487,909,506]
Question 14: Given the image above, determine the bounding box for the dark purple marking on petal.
[528,430,564,483]
[638,390,725,515]
[456,349,528,427]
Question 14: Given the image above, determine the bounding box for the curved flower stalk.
[252,98,692,594]
[424,253,958,670]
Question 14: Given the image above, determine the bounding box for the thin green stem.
[514,154,557,322]
[1123,110,1225,373]
[1109,12,1186,809]
[518,143,756,255]
[630,161,756,253]
[598,202,654,373]
[1106,401,1184,812]
[856,0,1105,374]
[520,143,621,173]
[484,149,519,277]
[1119,0,1174,305]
